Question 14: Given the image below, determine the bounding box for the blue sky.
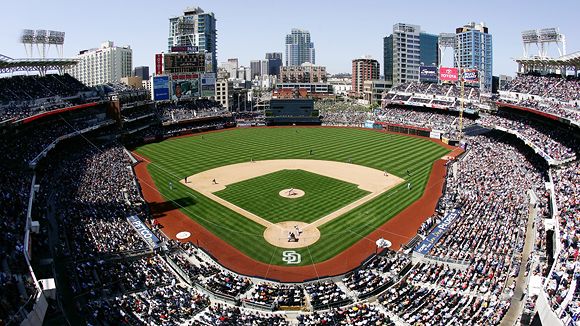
[1,0,577,76]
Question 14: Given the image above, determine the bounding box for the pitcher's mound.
[279,188,305,199]
[264,221,320,248]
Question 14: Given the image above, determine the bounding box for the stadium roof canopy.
[0,54,78,75]
[516,51,580,72]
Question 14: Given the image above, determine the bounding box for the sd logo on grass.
[282,251,301,264]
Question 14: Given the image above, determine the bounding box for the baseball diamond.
[133,127,454,269]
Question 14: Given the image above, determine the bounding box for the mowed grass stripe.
[136,127,450,265]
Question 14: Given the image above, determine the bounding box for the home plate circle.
[263,221,320,248]
[279,188,305,199]
[176,231,191,240]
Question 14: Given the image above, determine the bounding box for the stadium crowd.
[374,106,475,132]
[499,74,580,122]
[297,303,394,325]
[156,99,229,123]
[342,250,411,299]
[429,133,547,267]
[0,74,92,121]
[86,285,210,325]
[478,112,578,161]
[387,81,481,101]
[3,70,580,325]
[502,74,580,102]
[305,281,352,310]
[546,161,580,320]
[380,280,509,325]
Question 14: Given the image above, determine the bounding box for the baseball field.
[134,127,451,267]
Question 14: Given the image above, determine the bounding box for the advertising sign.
[419,66,438,82]
[439,67,459,81]
[155,54,163,75]
[152,76,170,101]
[172,78,199,100]
[462,69,479,83]
[200,73,216,97]
[170,45,199,53]
[414,209,461,255]
[126,215,161,249]
[205,53,214,73]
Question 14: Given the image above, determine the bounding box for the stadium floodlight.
[521,27,566,59]
[20,29,35,43]
[20,29,66,58]
[521,30,539,44]
[47,31,65,45]
[33,29,47,44]
[20,29,35,58]
[539,28,559,42]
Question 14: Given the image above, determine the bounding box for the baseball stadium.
[1,6,580,326]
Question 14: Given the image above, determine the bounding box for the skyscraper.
[266,52,283,76]
[285,29,315,66]
[133,66,149,81]
[383,23,439,86]
[454,22,493,90]
[168,6,217,72]
[352,58,380,96]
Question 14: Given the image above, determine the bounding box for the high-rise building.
[280,63,326,83]
[250,60,271,79]
[133,66,149,80]
[420,33,439,67]
[168,6,217,72]
[351,58,380,96]
[250,60,261,79]
[454,22,493,90]
[67,41,132,87]
[383,23,439,86]
[266,52,282,60]
[383,35,393,83]
[285,29,315,66]
[260,60,269,78]
[266,52,283,76]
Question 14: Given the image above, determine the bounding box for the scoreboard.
[163,53,206,74]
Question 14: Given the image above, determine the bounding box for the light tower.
[522,28,566,59]
[20,29,65,58]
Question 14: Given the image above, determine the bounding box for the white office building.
[67,41,132,86]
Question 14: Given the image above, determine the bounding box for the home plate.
[176,231,191,240]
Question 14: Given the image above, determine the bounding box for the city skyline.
[0,0,578,76]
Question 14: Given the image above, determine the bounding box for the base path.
[180,159,403,239]
[132,128,463,282]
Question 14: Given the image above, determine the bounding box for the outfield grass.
[135,127,450,266]
[214,169,370,224]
